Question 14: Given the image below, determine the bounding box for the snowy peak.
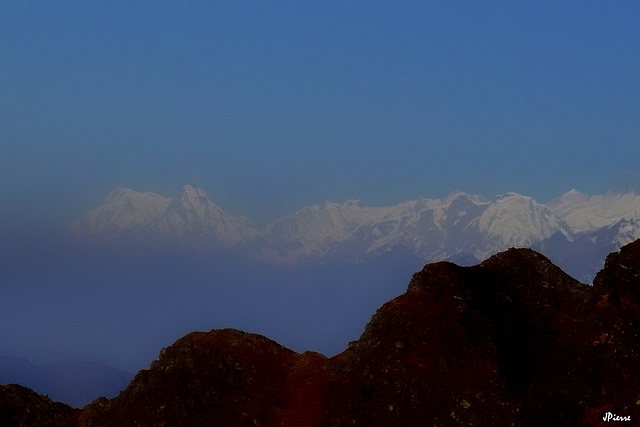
[174,185,213,209]
[256,199,393,263]
[70,186,257,247]
[606,210,640,248]
[478,193,568,245]
[439,193,564,261]
[551,189,589,207]
[164,185,227,235]
[68,187,171,238]
[435,192,489,229]
[548,190,640,233]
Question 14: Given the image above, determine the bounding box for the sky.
[1,2,640,377]
[2,1,639,229]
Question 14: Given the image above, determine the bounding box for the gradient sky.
[2,2,640,377]
[2,1,640,227]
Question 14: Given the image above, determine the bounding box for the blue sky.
[1,1,640,375]
[2,1,640,227]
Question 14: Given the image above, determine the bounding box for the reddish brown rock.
[0,384,79,426]
[2,240,640,426]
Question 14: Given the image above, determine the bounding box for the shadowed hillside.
[2,240,640,426]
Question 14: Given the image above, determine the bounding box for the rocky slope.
[537,189,640,281]
[0,357,133,408]
[3,239,639,426]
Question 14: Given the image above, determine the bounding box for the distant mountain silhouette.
[0,357,133,408]
[608,171,640,194]
[2,239,640,426]
[68,185,257,249]
[70,182,640,281]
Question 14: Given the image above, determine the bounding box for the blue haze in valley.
[1,2,640,373]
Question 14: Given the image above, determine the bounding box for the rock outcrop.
[3,240,640,426]
[0,384,80,426]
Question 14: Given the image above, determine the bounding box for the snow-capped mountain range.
[69,186,257,249]
[70,179,640,282]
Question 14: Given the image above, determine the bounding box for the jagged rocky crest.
[3,240,640,426]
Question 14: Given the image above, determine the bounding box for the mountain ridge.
[3,239,640,426]
[69,184,640,281]
[0,357,133,408]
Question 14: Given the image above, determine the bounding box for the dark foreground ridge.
[2,240,640,426]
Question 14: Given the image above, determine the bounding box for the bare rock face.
[0,384,79,426]
[3,240,640,426]
[322,248,593,426]
[80,329,330,427]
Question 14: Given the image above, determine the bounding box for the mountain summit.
[162,185,257,248]
[69,185,257,249]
